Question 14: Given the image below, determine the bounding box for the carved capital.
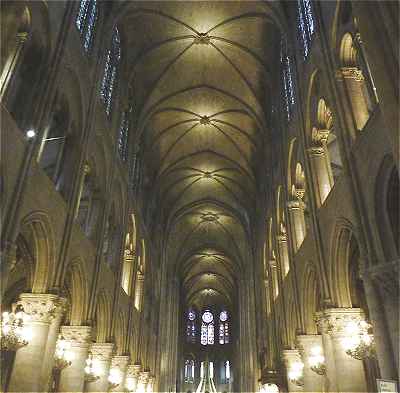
[139,370,150,383]
[126,363,142,377]
[366,259,399,299]
[83,163,91,175]
[287,199,305,211]
[17,294,66,324]
[90,342,114,361]
[315,308,365,336]
[341,67,364,81]
[16,32,28,44]
[277,234,287,243]
[60,325,92,346]
[312,128,330,145]
[269,259,277,269]
[111,355,130,370]
[307,146,325,156]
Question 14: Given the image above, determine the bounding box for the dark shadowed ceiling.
[116,1,282,308]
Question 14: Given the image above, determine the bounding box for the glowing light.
[26,129,36,138]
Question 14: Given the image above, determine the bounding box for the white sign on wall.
[377,379,398,393]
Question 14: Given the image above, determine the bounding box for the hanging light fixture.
[84,352,102,382]
[341,320,375,360]
[54,336,74,370]
[308,346,326,375]
[108,366,122,390]
[1,309,32,351]
[288,361,304,387]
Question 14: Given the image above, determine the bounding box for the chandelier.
[1,309,31,351]
[108,367,122,390]
[54,336,74,370]
[341,320,375,360]
[308,346,326,375]
[288,362,304,387]
[84,352,102,382]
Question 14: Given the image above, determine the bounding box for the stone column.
[307,146,333,207]
[134,273,144,310]
[110,355,130,392]
[296,335,325,393]
[277,234,290,278]
[85,343,114,393]
[125,364,142,392]
[74,163,90,220]
[137,370,150,393]
[269,259,279,300]
[8,293,62,392]
[287,200,306,252]
[58,325,92,392]
[316,308,368,392]
[282,349,304,392]
[341,67,370,131]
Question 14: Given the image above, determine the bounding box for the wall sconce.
[108,367,122,390]
[54,336,74,370]
[308,346,326,375]
[260,383,279,393]
[1,309,32,351]
[288,361,304,387]
[341,320,375,360]
[84,352,102,382]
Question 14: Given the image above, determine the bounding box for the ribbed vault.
[116,0,280,314]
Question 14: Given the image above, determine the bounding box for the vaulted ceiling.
[116,1,283,308]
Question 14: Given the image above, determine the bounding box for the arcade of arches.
[1,1,398,392]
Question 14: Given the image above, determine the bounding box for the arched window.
[76,0,98,52]
[186,309,196,343]
[100,27,121,116]
[184,359,195,383]
[118,106,131,161]
[281,38,295,122]
[219,310,229,344]
[200,310,214,345]
[220,360,231,384]
[297,0,315,59]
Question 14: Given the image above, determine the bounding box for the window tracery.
[100,27,121,116]
[118,106,131,161]
[219,310,229,344]
[281,39,295,121]
[76,0,98,52]
[201,310,214,345]
[186,309,196,343]
[297,0,315,59]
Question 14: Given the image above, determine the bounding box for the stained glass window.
[100,27,121,116]
[297,0,315,59]
[118,106,132,161]
[184,359,195,383]
[76,0,98,52]
[281,39,295,122]
[201,310,214,345]
[219,310,229,344]
[186,309,196,343]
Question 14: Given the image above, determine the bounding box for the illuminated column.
[296,335,325,393]
[110,355,130,392]
[277,233,290,277]
[282,349,304,392]
[58,326,92,392]
[134,273,144,310]
[341,67,370,131]
[8,294,63,392]
[137,370,150,393]
[85,343,114,392]
[287,200,306,252]
[125,364,142,392]
[307,145,333,207]
[316,308,368,392]
[147,375,155,393]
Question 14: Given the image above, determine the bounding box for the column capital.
[139,370,150,383]
[363,259,399,299]
[16,32,29,43]
[17,293,67,323]
[312,128,330,145]
[111,355,130,369]
[126,363,142,377]
[83,163,91,174]
[341,67,365,81]
[277,233,287,243]
[307,146,325,156]
[287,199,305,211]
[282,349,302,366]
[269,259,277,269]
[315,308,365,336]
[60,325,92,346]
[90,342,114,361]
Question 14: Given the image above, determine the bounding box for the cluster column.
[110,355,130,392]
[85,342,114,392]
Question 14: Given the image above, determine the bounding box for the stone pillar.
[316,308,368,392]
[277,234,290,278]
[85,342,114,393]
[282,349,304,392]
[8,293,63,392]
[134,273,144,310]
[269,259,279,301]
[137,370,150,393]
[125,364,142,392]
[296,335,325,393]
[287,200,306,252]
[110,355,130,392]
[307,146,333,207]
[41,297,68,390]
[58,325,92,392]
[341,67,370,131]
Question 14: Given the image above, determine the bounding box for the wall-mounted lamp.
[1,309,32,351]
[308,346,326,375]
[288,361,304,387]
[84,352,102,382]
[54,336,74,370]
[108,367,122,389]
[341,320,375,360]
